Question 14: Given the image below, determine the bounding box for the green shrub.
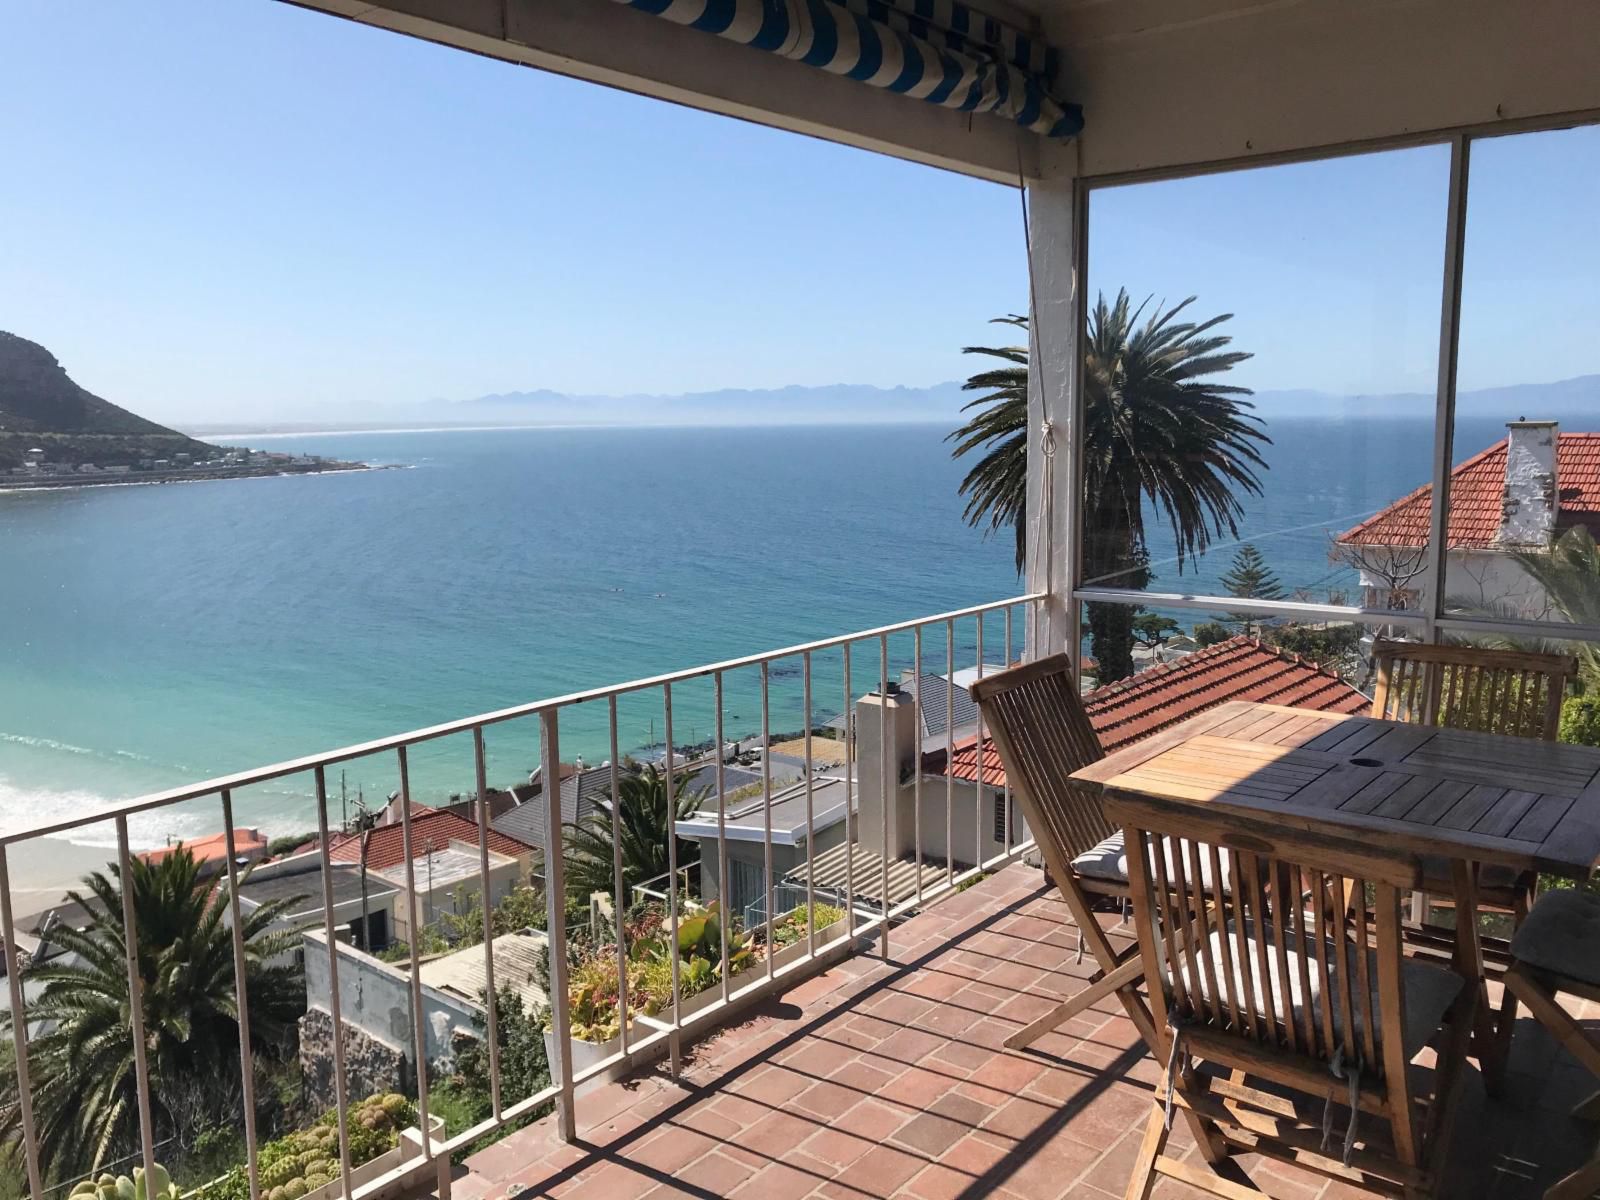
[1560,693,1600,748]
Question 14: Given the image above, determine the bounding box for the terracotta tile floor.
[441,865,1600,1200]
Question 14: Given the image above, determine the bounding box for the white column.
[1023,147,1081,661]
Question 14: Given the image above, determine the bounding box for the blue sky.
[4,2,1597,424]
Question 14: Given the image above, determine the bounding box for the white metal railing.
[0,594,1041,1199]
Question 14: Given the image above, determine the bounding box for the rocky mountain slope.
[0,332,216,467]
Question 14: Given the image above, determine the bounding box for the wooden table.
[1071,699,1600,1093]
[1071,700,1600,882]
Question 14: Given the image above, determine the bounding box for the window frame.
[1064,115,1600,656]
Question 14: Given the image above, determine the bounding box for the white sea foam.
[0,776,215,850]
[0,731,162,766]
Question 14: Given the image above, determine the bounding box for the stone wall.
[298,1006,411,1111]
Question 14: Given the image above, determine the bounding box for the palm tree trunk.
[1083,508,1149,684]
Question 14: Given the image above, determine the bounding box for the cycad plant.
[949,290,1267,681]
[0,848,303,1180]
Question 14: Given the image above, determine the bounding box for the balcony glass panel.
[1079,147,1448,682]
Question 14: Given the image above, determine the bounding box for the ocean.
[0,414,1556,850]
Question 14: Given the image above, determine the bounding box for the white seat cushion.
[1172,921,1462,1059]
[1071,832,1232,893]
[1511,888,1600,987]
[1071,831,1132,883]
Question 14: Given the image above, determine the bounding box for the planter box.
[544,920,850,1094]
[187,1117,445,1200]
[303,1115,446,1200]
[767,917,848,972]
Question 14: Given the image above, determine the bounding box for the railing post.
[662,685,683,1077]
[912,626,923,906]
[220,791,265,1200]
[842,646,855,937]
[878,635,891,960]
[310,772,356,1199]
[802,652,816,957]
[472,729,504,1120]
[0,846,44,1199]
[1003,605,1015,852]
[396,748,433,1156]
[945,621,956,886]
[540,709,577,1140]
[713,675,731,1001]
[115,816,160,1190]
[761,662,776,980]
[974,614,986,867]
[607,699,633,1052]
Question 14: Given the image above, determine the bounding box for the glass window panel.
[1079,603,1381,697]
[1443,125,1600,637]
[1080,147,1448,683]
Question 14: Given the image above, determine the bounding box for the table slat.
[1073,701,1600,879]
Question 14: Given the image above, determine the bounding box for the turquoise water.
[0,415,1550,848]
[0,425,1025,847]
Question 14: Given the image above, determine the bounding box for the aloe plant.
[566,901,757,1042]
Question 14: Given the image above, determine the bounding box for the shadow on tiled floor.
[442,864,1600,1200]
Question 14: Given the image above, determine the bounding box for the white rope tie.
[1015,135,1063,658]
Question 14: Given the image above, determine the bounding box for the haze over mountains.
[1250,374,1600,420]
[183,373,1600,436]
[5,327,1592,436]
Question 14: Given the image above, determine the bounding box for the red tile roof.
[327,810,533,871]
[928,635,1370,788]
[1338,432,1600,550]
[141,828,268,868]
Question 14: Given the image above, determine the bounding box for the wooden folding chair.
[1110,791,1477,1200]
[1501,888,1600,1200]
[969,654,1151,1052]
[1372,640,1577,1020]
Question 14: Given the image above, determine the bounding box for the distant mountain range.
[448,373,1600,426]
[1251,374,1600,419]
[455,380,973,426]
[3,322,1586,439]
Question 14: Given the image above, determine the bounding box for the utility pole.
[352,796,374,951]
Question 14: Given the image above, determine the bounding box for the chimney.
[1499,420,1560,547]
[854,685,919,858]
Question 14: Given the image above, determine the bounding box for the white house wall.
[910,777,1012,871]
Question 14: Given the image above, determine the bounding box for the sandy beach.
[7,837,125,918]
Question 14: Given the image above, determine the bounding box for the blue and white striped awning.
[612,0,1083,140]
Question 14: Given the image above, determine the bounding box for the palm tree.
[949,291,1267,681]
[564,765,707,906]
[0,848,303,1179]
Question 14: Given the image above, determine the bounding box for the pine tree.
[1221,543,1283,634]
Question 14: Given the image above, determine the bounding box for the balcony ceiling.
[285,0,1600,183]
